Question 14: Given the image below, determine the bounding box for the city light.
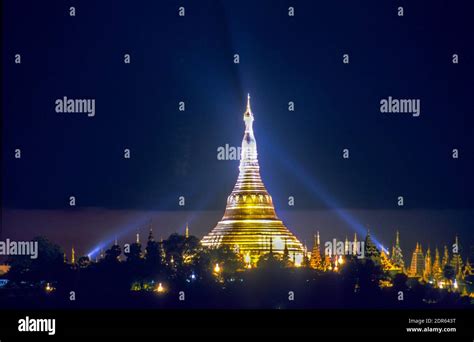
[338,255,344,265]
[154,282,165,293]
[45,282,55,293]
[244,253,252,268]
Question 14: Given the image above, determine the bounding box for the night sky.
[2,0,474,257]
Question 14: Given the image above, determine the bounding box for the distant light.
[244,253,252,268]
[214,263,221,274]
[273,237,284,251]
[338,255,344,265]
[294,253,303,267]
[454,279,458,289]
[154,282,165,293]
[45,282,55,293]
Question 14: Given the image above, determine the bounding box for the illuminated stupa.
[201,95,304,265]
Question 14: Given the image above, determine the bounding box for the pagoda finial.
[136,232,140,244]
[71,246,75,264]
[243,93,254,132]
[185,222,189,238]
[148,228,154,242]
[314,231,320,247]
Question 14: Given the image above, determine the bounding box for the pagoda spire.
[241,93,257,165]
[391,230,404,269]
[246,93,252,114]
[364,229,381,260]
[409,242,425,277]
[442,245,449,267]
[244,94,254,129]
[432,247,443,281]
[424,247,432,281]
[148,228,154,242]
[353,232,358,255]
[185,222,189,238]
[451,235,463,279]
[310,232,323,270]
[147,219,154,241]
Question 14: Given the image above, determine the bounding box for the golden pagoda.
[408,243,425,278]
[201,95,304,265]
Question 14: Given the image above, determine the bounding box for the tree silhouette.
[443,264,456,289]
[6,236,64,282]
[105,244,121,263]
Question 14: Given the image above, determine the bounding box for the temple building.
[310,231,323,270]
[442,245,450,268]
[423,248,432,282]
[364,230,380,262]
[201,95,304,265]
[390,230,404,270]
[450,235,464,279]
[432,247,443,282]
[408,243,425,278]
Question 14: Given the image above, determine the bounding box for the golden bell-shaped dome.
[201,95,304,265]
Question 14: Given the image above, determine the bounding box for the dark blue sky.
[2,0,474,218]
